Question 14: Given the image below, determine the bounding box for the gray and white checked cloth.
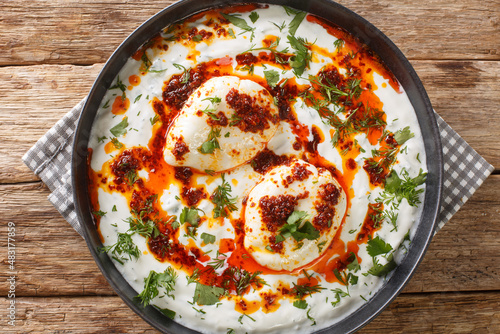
[22,98,493,237]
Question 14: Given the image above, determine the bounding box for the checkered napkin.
[22,98,494,237]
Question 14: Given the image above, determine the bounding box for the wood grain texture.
[1,0,499,66]
[0,175,499,297]
[1,60,498,185]
[0,64,103,184]
[1,292,499,333]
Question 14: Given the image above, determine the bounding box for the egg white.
[164,76,279,172]
[244,159,347,271]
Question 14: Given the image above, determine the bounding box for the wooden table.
[1,0,499,332]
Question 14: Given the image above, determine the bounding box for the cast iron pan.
[72,0,443,332]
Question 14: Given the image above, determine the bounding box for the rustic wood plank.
[0,64,103,184]
[1,292,499,333]
[0,182,114,297]
[412,60,500,167]
[1,60,498,184]
[0,175,499,297]
[0,0,498,66]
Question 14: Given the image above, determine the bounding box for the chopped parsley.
[92,210,106,217]
[180,207,201,239]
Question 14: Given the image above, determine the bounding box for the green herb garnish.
[193,282,225,306]
[199,127,221,154]
[211,174,238,218]
[110,117,129,137]
[100,232,140,265]
[173,63,190,84]
[110,137,123,149]
[249,11,259,23]
[136,267,177,306]
[201,232,216,244]
[287,35,312,76]
[394,126,415,145]
[264,69,280,88]
[288,10,306,36]
[221,13,255,41]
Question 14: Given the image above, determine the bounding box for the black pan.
[72,1,443,332]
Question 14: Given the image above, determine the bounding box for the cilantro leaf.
[346,252,361,272]
[380,168,427,207]
[287,35,311,76]
[288,10,306,36]
[193,282,225,305]
[158,307,176,319]
[221,13,255,41]
[249,11,259,23]
[287,210,309,225]
[277,211,319,242]
[110,117,129,137]
[367,235,393,257]
[293,299,308,309]
[201,232,216,244]
[264,69,280,88]
[180,207,201,227]
[367,256,397,277]
[394,126,415,145]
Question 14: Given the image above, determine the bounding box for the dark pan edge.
[72,1,443,333]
